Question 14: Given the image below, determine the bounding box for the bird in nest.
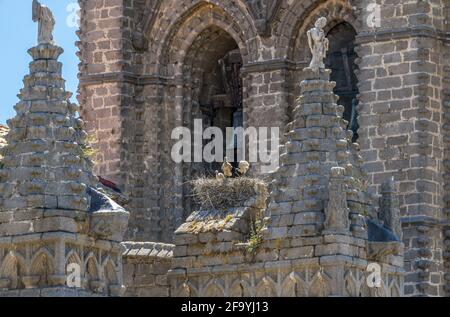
[237,160,250,176]
[221,157,233,177]
[215,170,225,181]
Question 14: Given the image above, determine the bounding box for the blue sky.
[0,0,79,124]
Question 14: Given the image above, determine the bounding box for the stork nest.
[191,177,267,211]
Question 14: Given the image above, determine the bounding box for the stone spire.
[0,44,95,213]
[0,33,128,295]
[267,67,370,240]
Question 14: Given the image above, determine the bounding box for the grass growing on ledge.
[246,208,265,254]
[191,177,267,211]
[80,134,99,163]
[247,222,264,254]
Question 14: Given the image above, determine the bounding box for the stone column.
[241,64,292,175]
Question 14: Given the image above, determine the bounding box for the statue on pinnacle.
[32,0,55,44]
[307,17,329,73]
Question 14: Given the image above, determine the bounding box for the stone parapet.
[122,242,173,297]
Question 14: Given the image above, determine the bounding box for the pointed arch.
[103,259,118,287]
[389,279,401,297]
[373,279,388,297]
[274,0,358,61]
[255,276,277,297]
[358,278,371,297]
[229,278,252,297]
[147,1,258,76]
[202,279,226,297]
[309,270,331,297]
[65,249,82,268]
[281,272,308,297]
[344,270,357,297]
[0,252,24,289]
[176,281,199,297]
[84,253,100,281]
[162,14,248,76]
[30,249,54,288]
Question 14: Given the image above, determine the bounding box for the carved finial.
[32,0,55,44]
[381,176,395,193]
[324,167,350,235]
[380,177,403,240]
[306,17,329,73]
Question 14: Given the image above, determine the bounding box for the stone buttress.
[0,43,129,297]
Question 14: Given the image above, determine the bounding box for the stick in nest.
[191,177,266,211]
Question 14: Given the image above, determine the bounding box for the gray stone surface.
[0,17,129,296]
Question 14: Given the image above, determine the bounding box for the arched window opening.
[325,22,359,141]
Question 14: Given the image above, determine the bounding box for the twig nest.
[192,177,267,211]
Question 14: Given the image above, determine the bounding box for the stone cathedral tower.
[77,0,449,297]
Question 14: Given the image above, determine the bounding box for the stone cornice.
[240,59,305,75]
[79,72,173,86]
[356,26,449,44]
[79,72,138,86]
[167,257,404,278]
[401,216,444,226]
[79,59,307,87]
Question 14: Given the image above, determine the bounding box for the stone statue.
[324,167,350,234]
[32,0,55,44]
[307,17,329,73]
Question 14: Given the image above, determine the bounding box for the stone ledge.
[122,241,174,259]
[0,232,122,252]
[0,287,102,297]
[356,27,447,44]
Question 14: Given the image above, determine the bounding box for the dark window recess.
[325,22,359,142]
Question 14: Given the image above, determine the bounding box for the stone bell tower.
[0,2,129,297]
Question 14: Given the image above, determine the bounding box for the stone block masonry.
[122,242,173,297]
[354,0,448,297]
[75,0,449,297]
[0,37,129,296]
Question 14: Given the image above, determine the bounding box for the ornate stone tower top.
[0,4,129,296]
[0,42,96,214]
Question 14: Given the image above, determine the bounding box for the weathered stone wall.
[442,0,450,297]
[354,0,447,297]
[122,242,173,297]
[77,0,136,186]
